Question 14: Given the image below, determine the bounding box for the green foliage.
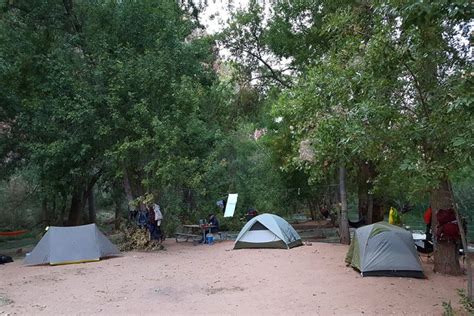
[457,289,474,314]
[224,0,473,202]
[1,0,472,232]
[442,289,474,316]
[442,301,455,316]
[0,176,39,229]
[0,0,239,226]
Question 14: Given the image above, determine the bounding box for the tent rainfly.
[234,213,303,249]
[345,222,424,278]
[24,224,120,266]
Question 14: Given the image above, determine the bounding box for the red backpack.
[423,207,432,225]
[437,208,456,225]
[436,208,460,241]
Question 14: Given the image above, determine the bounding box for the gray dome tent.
[345,222,424,278]
[24,224,120,266]
[234,213,303,249]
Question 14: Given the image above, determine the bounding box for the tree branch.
[397,65,434,125]
[243,49,291,88]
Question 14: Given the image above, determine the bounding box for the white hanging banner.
[224,193,238,217]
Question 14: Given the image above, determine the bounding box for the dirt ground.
[0,240,467,315]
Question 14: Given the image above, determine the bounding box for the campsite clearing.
[0,240,467,315]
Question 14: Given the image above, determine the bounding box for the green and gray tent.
[345,222,424,278]
[24,224,120,266]
[234,213,303,249]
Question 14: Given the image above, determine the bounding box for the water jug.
[206,233,214,245]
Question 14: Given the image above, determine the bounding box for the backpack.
[0,255,13,264]
[437,208,456,225]
[436,209,460,241]
[423,207,432,225]
[437,223,460,241]
[137,210,147,226]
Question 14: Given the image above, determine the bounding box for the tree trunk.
[51,198,57,224]
[431,179,461,275]
[366,193,373,225]
[67,173,101,226]
[183,188,195,213]
[372,199,385,223]
[307,198,316,220]
[357,162,370,220]
[59,194,68,225]
[114,200,121,231]
[357,161,383,223]
[41,198,49,226]
[67,191,84,226]
[339,166,350,244]
[122,169,134,210]
[87,188,96,224]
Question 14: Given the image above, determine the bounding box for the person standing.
[137,203,148,229]
[153,202,163,241]
[147,204,158,241]
[424,206,432,241]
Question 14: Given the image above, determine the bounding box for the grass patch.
[457,289,474,314]
[0,294,13,307]
[442,289,474,316]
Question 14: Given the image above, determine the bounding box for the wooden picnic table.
[178,224,216,244]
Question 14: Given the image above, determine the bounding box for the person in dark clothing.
[424,206,432,242]
[129,206,138,221]
[246,208,258,221]
[147,205,159,241]
[417,206,434,254]
[208,214,219,234]
[137,205,148,229]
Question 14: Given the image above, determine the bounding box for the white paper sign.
[224,193,238,217]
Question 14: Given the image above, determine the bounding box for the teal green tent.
[234,213,303,249]
[345,222,424,278]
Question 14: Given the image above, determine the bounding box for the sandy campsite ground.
[0,240,467,315]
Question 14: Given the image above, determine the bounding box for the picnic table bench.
[175,232,201,243]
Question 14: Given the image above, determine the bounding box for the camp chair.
[415,239,434,254]
[415,240,436,264]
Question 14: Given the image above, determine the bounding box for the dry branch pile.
[118,224,164,252]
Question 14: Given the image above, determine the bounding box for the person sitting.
[197,214,220,244]
[246,208,258,221]
[319,206,330,219]
[207,214,219,234]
